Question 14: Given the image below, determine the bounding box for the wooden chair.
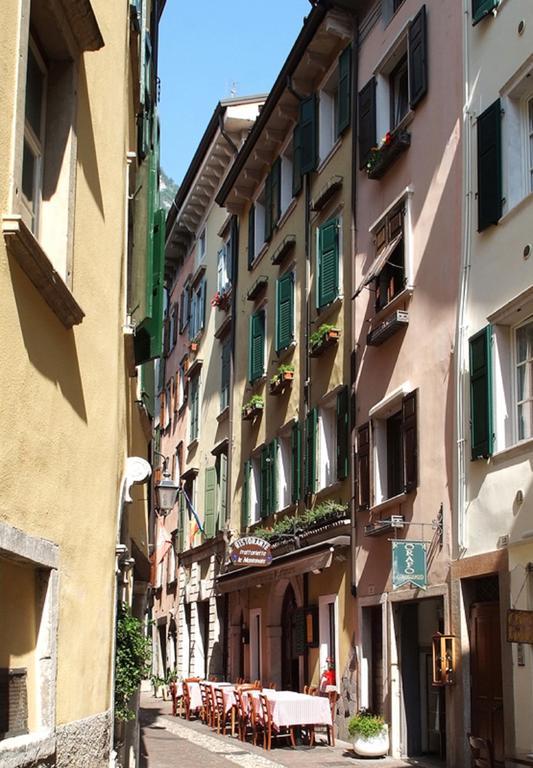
[253,679,262,689]
[467,734,495,768]
[234,689,252,742]
[326,691,339,746]
[169,681,183,717]
[258,693,295,751]
[182,680,200,720]
[213,687,228,734]
[268,681,277,690]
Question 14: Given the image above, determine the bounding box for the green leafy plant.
[309,323,338,347]
[242,394,264,414]
[270,363,295,386]
[348,711,386,739]
[253,501,348,541]
[114,603,152,721]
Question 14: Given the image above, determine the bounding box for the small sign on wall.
[392,540,428,590]
[507,609,533,644]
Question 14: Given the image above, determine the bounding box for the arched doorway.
[281,584,299,691]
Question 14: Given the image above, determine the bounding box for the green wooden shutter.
[248,204,255,268]
[336,386,350,481]
[242,461,251,531]
[305,409,318,495]
[220,337,231,411]
[356,423,370,510]
[249,310,265,382]
[317,218,339,309]
[472,0,498,25]
[402,390,418,492]
[204,467,217,539]
[219,453,228,525]
[260,445,269,518]
[291,421,301,504]
[292,124,303,196]
[337,45,352,137]
[300,94,317,175]
[477,99,502,232]
[358,77,376,170]
[178,489,186,551]
[265,169,273,242]
[276,272,294,352]
[408,5,427,109]
[469,327,493,458]
[190,376,199,440]
[133,204,165,365]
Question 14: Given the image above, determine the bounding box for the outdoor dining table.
[248,689,332,729]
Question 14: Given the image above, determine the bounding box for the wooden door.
[470,602,504,764]
[281,585,299,691]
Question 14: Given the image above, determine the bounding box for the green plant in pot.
[242,394,264,418]
[348,710,389,757]
[309,323,339,349]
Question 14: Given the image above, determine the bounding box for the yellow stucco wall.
[0,0,148,729]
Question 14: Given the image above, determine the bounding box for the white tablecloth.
[184,681,202,711]
[249,691,332,728]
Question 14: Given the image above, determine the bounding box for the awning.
[216,535,350,594]
[353,232,403,298]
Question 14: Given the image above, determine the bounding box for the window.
[248,309,266,382]
[189,278,206,340]
[472,0,498,26]
[177,360,187,410]
[316,217,340,309]
[220,337,231,412]
[167,533,177,584]
[280,143,294,217]
[305,388,349,495]
[358,5,427,169]
[260,441,277,518]
[500,63,533,219]
[164,382,171,429]
[265,158,281,242]
[217,244,230,294]
[276,271,294,352]
[472,307,533,458]
[357,195,412,314]
[21,38,46,235]
[242,456,261,527]
[189,374,200,442]
[196,229,206,269]
[318,46,351,163]
[277,432,292,510]
[216,453,228,525]
[318,595,338,686]
[357,389,418,508]
[170,303,178,349]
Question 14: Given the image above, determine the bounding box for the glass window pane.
[516,325,528,363]
[25,46,44,138]
[517,402,532,441]
[22,139,35,203]
[517,363,526,402]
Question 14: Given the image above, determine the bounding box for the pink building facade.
[352,1,462,762]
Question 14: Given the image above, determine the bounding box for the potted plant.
[242,394,264,420]
[309,323,340,356]
[210,290,230,311]
[150,674,165,698]
[366,129,411,180]
[269,363,295,394]
[348,710,389,757]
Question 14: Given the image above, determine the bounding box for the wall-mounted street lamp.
[153,452,179,517]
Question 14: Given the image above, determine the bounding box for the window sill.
[0,730,55,767]
[491,436,533,464]
[316,294,343,322]
[3,215,85,329]
[372,286,414,324]
[217,406,230,423]
[250,242,269,271]
[314,481,345,500]
[187,438,199,451]
[369,492,408,515]
[499,189,533,227]
[276,199,298,232]
[276,341,297,362]
[317,139,342,176]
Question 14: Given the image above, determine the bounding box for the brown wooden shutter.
[357,423,370,510]
[402,390,418,492]
[408,4,428,109]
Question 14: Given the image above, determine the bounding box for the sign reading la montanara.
[230,536,273,568]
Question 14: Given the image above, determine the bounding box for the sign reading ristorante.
[229,536,273,568]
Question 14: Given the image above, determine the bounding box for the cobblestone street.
[139,693,443,768]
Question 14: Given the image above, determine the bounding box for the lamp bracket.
[124,457,152,502]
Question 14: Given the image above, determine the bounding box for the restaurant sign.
[229,536,273,568]
[392,540,427,590]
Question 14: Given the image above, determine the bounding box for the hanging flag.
[181,487,205,537]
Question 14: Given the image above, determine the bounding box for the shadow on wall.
[76,59,105,218]
[8,254,88,423]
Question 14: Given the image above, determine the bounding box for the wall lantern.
[153,453,179,517]
[432,633,456,686]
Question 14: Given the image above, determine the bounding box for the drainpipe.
[456,0,474,555]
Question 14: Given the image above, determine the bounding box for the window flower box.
[366,130,411,180]
[211,290,231,311]
[309,325,340,357]
[242,396,264,421]
[269,365,294,395]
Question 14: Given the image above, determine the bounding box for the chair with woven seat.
[326,690,338,746]
[213,687,229,734]
[182,679,201,720]
[467,734,495,768]
[234,689,253,742]
[258,693,295,751]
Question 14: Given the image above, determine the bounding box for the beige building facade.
[0,1,164,766]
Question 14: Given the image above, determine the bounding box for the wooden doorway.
[470,601,504,765]
[281,585,299,691]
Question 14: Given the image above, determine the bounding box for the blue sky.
[158,0,311,185]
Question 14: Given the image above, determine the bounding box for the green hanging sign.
[392,540,427,590]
